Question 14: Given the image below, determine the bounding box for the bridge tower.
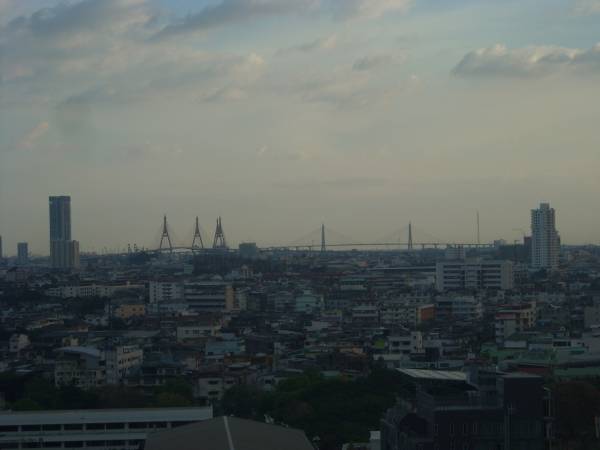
[408,222,414,251]
[192,217,204,250]
[159,215,173,252]
[212,217,227,250]
[320,224,326,252]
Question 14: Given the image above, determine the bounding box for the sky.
[1,0,600,255]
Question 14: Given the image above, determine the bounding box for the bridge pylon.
[212,217,228,250]
[192,217,204,250]
[159,215,173,252]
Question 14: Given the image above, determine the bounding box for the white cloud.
[276,35,338,56]
[153,0,319,40]
[573,0,600,14]
[0,1,267,107]
[153,0,413,39]
[352,53,398,71]
[453,43,600,78]
[18,121,49,149]
[329,0,413,19]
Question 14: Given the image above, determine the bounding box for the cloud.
[18,121,49,149]
[153,0,413,40]
[329,0,413,19]
[0,1,267,108]
[153,0,318,40]
[573,0,600,14]
[453,43,600,78]
[352,53,396,71]
[5,0,151,39]
[276,35,338,56]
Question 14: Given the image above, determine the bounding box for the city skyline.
[1,0,600,252]
[0,196,591,256]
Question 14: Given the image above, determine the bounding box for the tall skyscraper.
[531,202,560,270]
[0,235,3,261]
[49,195,79,269]
[49,196,71,241]
[17,242,28,265]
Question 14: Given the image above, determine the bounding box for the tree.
[155,393,192,407]
[555,381,600,448]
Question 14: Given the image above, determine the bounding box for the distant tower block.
[408,222,414,251]
[192,216,204,249]
[212,217,228,250]
[320,224,326,252]
[159,215,173,252]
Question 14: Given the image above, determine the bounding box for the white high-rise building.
[531,202,560,270]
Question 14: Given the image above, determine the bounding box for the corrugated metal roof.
[397,368,467,381]
[0,407,213,426]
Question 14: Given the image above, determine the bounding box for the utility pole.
[320,224,326,253]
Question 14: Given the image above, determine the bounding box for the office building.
[0,406,213,450]
[381,368,550,450]
[49,196,71,241]
[17,242,28,265]
[435,260,514,292]
[49,195,80,269]
[184,281,235,313]
[531,202,560,270]
[50,239,80,269]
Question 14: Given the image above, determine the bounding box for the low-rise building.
[436,260,514,292]
[0,407,213,450]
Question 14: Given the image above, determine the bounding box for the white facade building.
[149,281,184,304]
[435,260,514,292]
[0,407,212,450]
[531,202,560,270]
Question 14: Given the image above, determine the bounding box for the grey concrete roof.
[144,416,314,450]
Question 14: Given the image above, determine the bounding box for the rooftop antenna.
[477,210,481,245]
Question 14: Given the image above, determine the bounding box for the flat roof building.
[0,406,213,450]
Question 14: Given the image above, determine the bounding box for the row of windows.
[0,440,142,449]
[0,421,194,434]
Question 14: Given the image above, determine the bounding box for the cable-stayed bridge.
[115,216,492,256]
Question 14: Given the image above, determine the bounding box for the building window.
[450,423,455,436]
[462,423,468,435]
[472,422,478,435]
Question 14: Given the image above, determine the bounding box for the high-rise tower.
[49,196,71,241]
[49,196,80,269]
[17,242,28,265]
[531,202,560,270]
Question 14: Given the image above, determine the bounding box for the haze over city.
[2,0,600,254]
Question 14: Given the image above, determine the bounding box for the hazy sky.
[1,0,600,254]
